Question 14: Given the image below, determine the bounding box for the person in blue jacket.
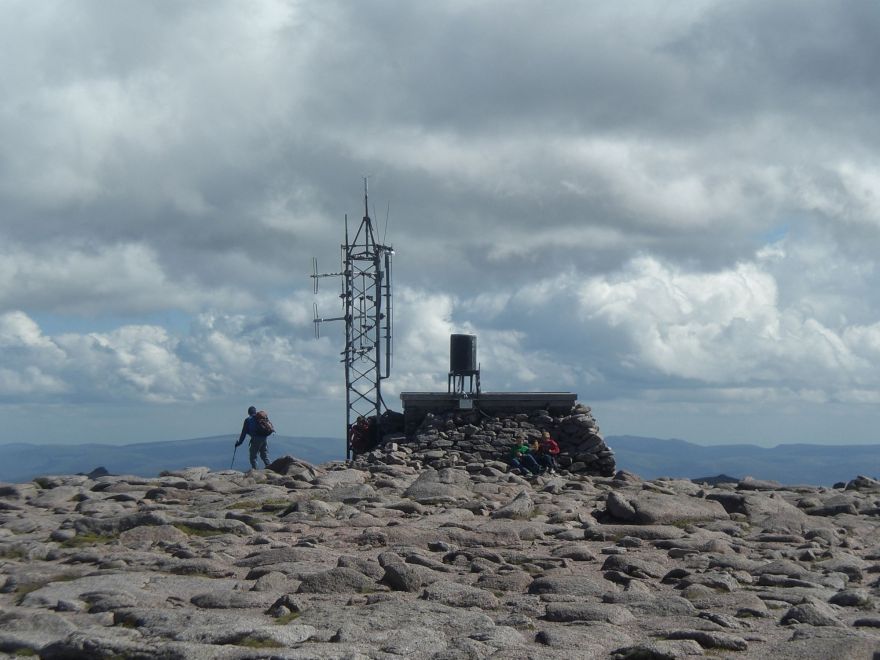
[235,405,270,469]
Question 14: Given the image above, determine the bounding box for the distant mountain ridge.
[607,435,880,486]
[0,435,345,483]
[0,433,876,486]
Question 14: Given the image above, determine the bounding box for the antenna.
[310,257,344,295]
[311,180,394,460]
[364,176,369,217]
[312,302,343,339]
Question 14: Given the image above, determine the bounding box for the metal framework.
[448,370,481,396]
[312,181,394,459]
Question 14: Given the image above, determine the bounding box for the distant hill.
[0,435,345,483]
[2,433,877,486]
[606,435,880,486]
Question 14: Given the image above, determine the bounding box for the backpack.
[250,410,275,436]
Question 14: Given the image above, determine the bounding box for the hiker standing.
[235,405,273,469]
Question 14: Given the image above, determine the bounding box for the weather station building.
[400,334,577,434]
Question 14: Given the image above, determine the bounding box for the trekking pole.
[231,443,238,469]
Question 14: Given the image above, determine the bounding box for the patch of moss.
[0,546,28,559]
[227,500,259,510]
[171,524,225,537]
[665,519,697,530]
[8,648,37,657]
[735,609,765,619]
[14,585,40,605]
[273,612,301,625]
[234,636,283,649]
[60,533,117,548]
[260,498,290,512]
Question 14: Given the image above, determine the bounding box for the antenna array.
[312,180,394,459]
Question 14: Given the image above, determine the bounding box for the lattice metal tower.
[312,181,394,459]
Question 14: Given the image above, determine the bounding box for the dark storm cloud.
[669,1,880,122]
[0,0,818,296]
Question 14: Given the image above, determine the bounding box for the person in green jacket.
[509,439,541,475]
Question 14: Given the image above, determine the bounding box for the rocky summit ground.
[1,458,879,659]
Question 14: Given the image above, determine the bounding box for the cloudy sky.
[3,0,880,449]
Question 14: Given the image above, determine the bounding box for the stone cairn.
[353,403,616,476]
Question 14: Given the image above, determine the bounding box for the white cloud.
[383,288,458,394]
[572,253,880,399]
[55,325,203,403]
[0,305,339,405]
[578,256,781,381]
[0,367,67,397]
[0,242,249,315]
[836,162,880,227]
[0,311,62,352]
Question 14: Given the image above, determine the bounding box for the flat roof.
[401,392,576,400]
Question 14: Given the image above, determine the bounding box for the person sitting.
[537,431,561,473]
[529,436,541,455]
[509,438,542,476]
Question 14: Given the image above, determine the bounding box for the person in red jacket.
[537,431,560,473]
[349,416,372,453]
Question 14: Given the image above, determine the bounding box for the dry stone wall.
[357,403,615,476]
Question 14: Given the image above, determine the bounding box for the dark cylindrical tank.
[450,334,477,372]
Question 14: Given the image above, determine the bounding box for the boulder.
[605,491,729,525]
[296,567,377,594]
[403,469,471,504]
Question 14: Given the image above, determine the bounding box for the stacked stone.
[355,403,615,477]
